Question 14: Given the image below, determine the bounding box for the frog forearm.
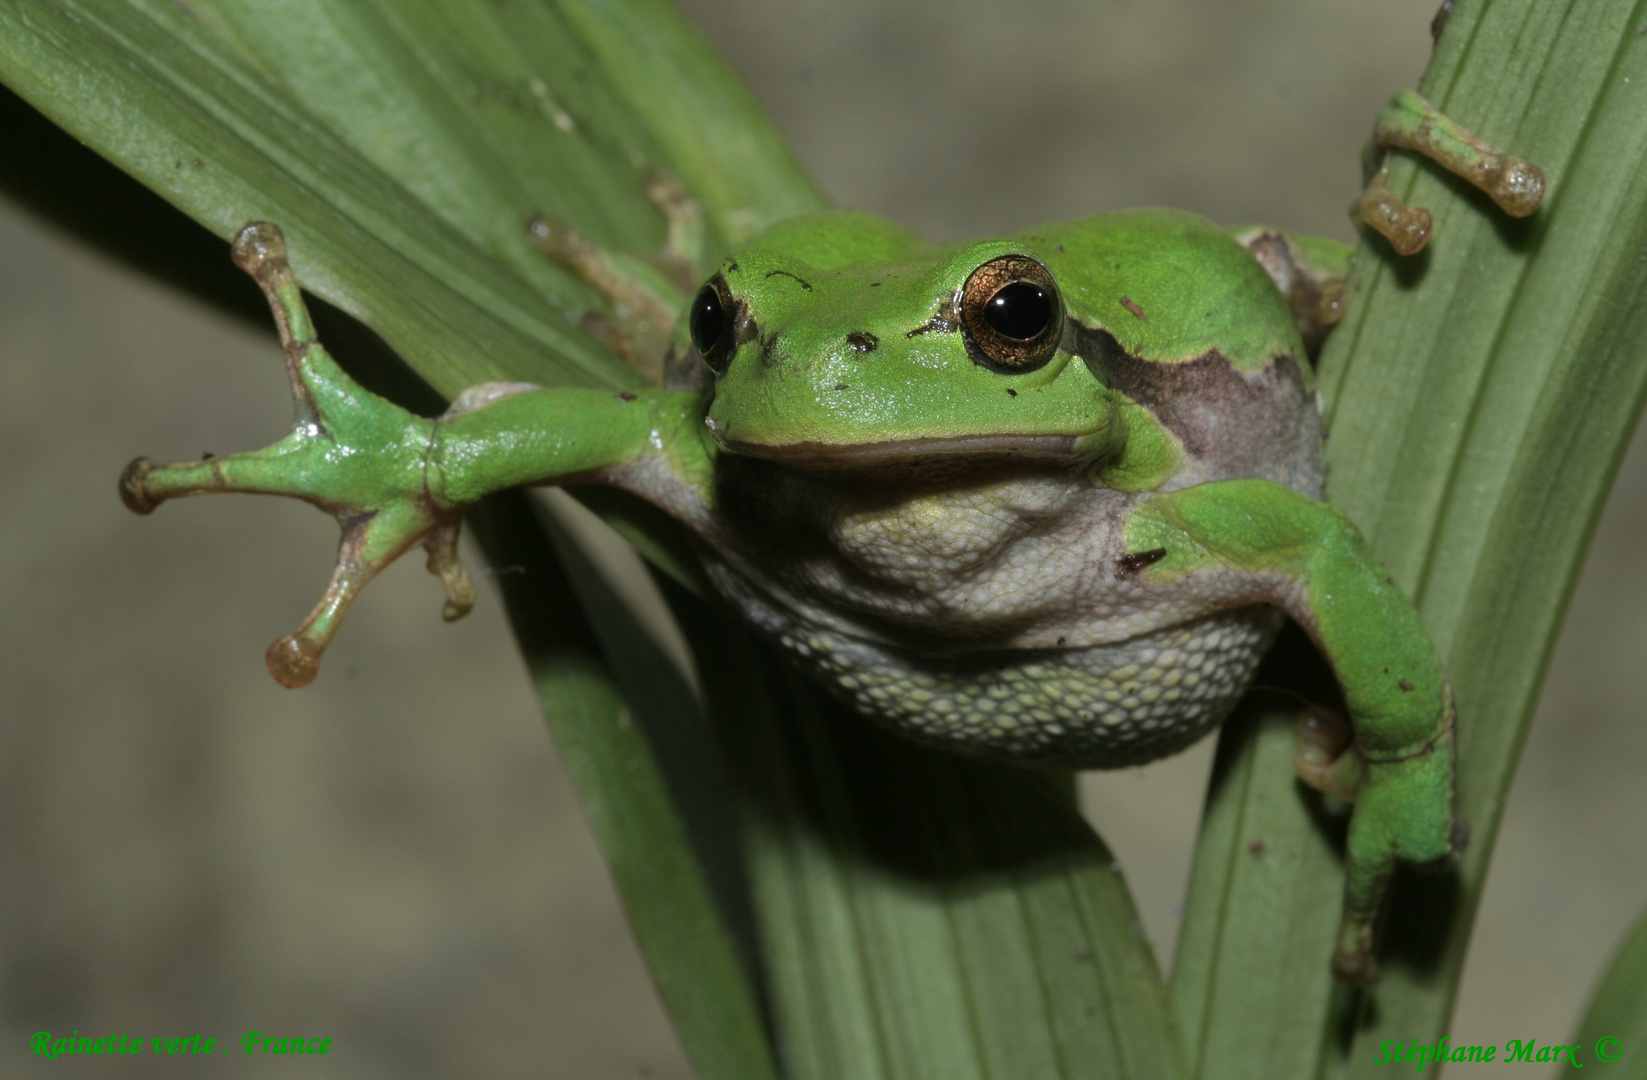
[1126,479,1447,758]
[431,388,714,506]
[1127,478,1456,982]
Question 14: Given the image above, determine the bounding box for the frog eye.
[689,276,736,373]
[960,255,1063,373]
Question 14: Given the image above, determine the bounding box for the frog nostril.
[847,331,879,354]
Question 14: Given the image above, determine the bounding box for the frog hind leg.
[120,222,470,688]
[1353,89,1545,255]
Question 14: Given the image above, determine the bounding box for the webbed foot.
[1354,89,1545,255]
[120,222,474,688]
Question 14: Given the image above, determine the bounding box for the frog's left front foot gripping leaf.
[124,92,1537,983]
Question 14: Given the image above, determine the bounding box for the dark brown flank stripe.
[1069,321,1305,458]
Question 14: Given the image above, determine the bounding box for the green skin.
[121,92,1543,985]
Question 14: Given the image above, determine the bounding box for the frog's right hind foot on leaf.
[1353,89,1545,255]
[119,222,470,689]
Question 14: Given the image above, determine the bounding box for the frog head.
[687,212,1125,471]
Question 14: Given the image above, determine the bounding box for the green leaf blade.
[553,0,828,244]
[2,0,618,393]
[1330,1,1647,1059]
[471,494,779,1080]
[1173,637,1344,1079]
[1575,905,1647,1076]
[689,605,1188,1080]
[1179,1,1647,1072]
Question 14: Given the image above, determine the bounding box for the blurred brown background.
[2,1,1643,1076]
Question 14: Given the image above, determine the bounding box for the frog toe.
[1351,166,1433,256]
[1293,705,1365,802]
[263,504,471,688]
[1332,933,1381,988]
[119,458,161,515]
[117,438,333,511]
[1355,89,1544,254]
[423,519,476,623]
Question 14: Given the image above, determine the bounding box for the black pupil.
[690,284,727,355]
[983,280,1052,340]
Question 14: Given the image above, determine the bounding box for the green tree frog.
[118,91,1541,984]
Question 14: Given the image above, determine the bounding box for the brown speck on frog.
[1116,547,1167,575]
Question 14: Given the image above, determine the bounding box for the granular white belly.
[728,581,1280,769]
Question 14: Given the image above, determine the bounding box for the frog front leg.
[121,222,713,688]
[1126,479,1458,985]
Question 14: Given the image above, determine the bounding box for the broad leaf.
[1176,1,1647,1073]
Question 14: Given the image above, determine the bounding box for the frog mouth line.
[718,432,1094,468]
